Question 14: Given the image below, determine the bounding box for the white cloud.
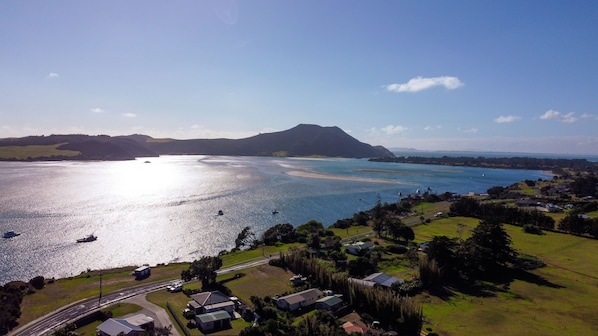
[386,76,464,93]
[424,125,442,131]
[367,125,408,136]
[90,108,104,113]
[540,109,578,123]
[122,113,137,118]
[493,115,521,123]
[47,72,59,79]
[461,127,478,134]
[381,125,408,135]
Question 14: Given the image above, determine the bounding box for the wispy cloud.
[122,113,137,118]
[493,115,521,123]
[461,127,478,134]
[368,125,408,136]
[540,109,577,123]
[47,72,59,79]
[90,108,104,113]
[386,76,464,93]
[424,125,442,131]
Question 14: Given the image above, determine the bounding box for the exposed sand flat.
[286,170,400,184]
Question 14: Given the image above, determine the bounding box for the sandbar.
[286,170,400,184]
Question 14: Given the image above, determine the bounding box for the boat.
[272,210,279,215]
[76,234,97,243]
[3,231,20,239]
[217,210,224,216]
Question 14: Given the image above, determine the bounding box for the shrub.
[29,276,45,290]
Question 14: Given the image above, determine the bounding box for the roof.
[97,318,144,336]
[316,295,343,306]
[190,290,232,306]
[342,321,364,334]
[124,314,154,326]
[196,310,231,323]
[278,288,323,305]
[362,272,404,287]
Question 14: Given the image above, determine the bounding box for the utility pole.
[98,270,102,308]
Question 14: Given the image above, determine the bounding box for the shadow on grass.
[510,269,565,289]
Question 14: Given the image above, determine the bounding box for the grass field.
[413,216,598,336]
[0,143,80,159]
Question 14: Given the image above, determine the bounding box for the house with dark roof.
[362,272,404,288]
[315,295,344,311]
[188,290,235,316]
[196,310,232,332]
[275,288,323,311]
[96,314,154,336]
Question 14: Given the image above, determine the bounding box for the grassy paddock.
[0,143,80,159]
[413,217,598,336]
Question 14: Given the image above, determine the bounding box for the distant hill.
[0,124,394,161]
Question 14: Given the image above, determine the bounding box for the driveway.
[123,294,182,336]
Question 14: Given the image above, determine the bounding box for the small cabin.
[134,266,151,279]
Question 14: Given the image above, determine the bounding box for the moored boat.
[76,234,97,243]
[3,231,20,239]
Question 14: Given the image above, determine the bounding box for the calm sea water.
[0,155,550,284]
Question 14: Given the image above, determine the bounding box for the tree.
[235,226,256,250]
[465,219,515,275]
[187,256,223,288]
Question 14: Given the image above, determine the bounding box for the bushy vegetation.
[449,197,555,230]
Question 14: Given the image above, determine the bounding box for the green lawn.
[413,217,598,336]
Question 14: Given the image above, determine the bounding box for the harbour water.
[0,155,551,284]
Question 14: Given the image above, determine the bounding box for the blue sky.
[1,1,597,155]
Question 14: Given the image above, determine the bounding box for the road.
[9,260,272,336]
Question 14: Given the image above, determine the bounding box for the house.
[275,288,323,311]
[344,241,374,255]
[97,314,154,336]
[133,266,151,279]
[362,272,404,288]
[195,310,232,332]
[315,295,344,311]
[342,321,364,334]
[188,290,235,316]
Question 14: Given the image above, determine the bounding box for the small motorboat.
[76,234,97,243]
[217,210,224,216]
[272,210,279,215]
[3,231,20,239]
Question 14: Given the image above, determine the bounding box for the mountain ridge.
[0,124,394,161]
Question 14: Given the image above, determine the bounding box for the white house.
[344,241,374,255]
[96,314,154,336]
[188,290,235,316]
[275,288,323,311]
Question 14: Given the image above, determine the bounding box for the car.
[167,281,183,292]
[434,212,443,218]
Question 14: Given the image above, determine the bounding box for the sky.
[1,1,597,155]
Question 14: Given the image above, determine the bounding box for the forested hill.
[370,155,598,174]
[0,124,394,161]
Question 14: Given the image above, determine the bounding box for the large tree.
[465,219,515,275]
[185,256,223,288]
